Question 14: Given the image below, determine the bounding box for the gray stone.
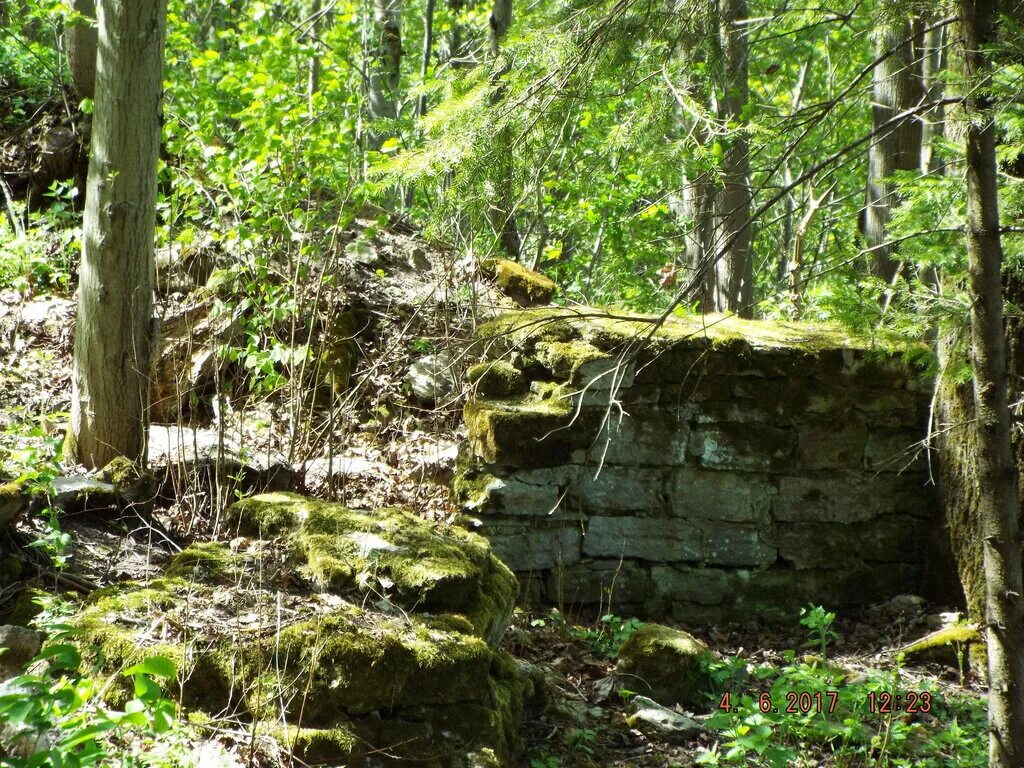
[483,520,582,571]
[574,357,636,390]
[547,561,654,606]
[651,566,731,606]
[586,411,689,466]
[49,476,118,510]
[777,523,857,568]
[856,514,927,563]
[668,468,773,522]
[571,466,666,514]
[774,473,930,523]
[584,517,701,561]
[405,353,457,404]
[702,522,776,567]
[626,696,704,743]
[795,419,868,470]
[0,625,44,678]
[479,476,562,516]
[689,424,794,472]
[863,430,927,472]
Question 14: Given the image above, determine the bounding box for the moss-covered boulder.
[225,492,517,646]
[71,576,535,767]
[481,259,556,307]
[615,624,715,709]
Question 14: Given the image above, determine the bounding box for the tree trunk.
[959,0,1024,762]
[66,0,98,100]
[488,0,511,58]
[367,0,402,151]
[68,0,166,470]
[714,0,753,317]
[485,0,521,259]
[862,5,923,286]
[417,0,435,117]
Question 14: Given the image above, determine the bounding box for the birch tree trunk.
[958,0,1024,763]
[66,0,98,100]
[862,4,923,285]
[67,0,166,469]
[367,0,402,151]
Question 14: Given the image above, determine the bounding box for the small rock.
[0,625,45,678]
[48,476,118,512]
[626,695,704,744]
[615,623,715,709]
[405,353,456,404]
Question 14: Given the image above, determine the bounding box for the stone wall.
[456,308,944,623]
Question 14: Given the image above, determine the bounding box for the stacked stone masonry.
[457,309,940,623]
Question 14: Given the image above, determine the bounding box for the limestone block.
[581,384,662,408]
[692,398,774,424]
[701,522,776,567]
[478,477,562,516]
[586,411,690,466]
[774,473,930,523]
[574,357,636,391]
[546,561,654,605]
[863,430,927,472]
[570,466,666,513]
[584,516,701,561]
[794,419,868,470]
[856,514,927,563]
[668,467,774,522]
[483,519,582,572]
[776,523,858,568]
[650,566,732,605]
[689,424,794,472]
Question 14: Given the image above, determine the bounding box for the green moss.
[615,623,715,709]
[905,626,974,659]
[467,360,527,398]
[264,609,494,721]
[225,491,309,535]
[482,258,556,306]
[73,580,238,710]
[101,457,154,501]
[165,542,236,582]
[452,468,499,510]
[477,306,911,357]
[270,723,359,763]
[464,389,576,466]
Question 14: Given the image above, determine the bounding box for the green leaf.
[123,654,177,680]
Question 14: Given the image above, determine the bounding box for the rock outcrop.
[71,493,535,767]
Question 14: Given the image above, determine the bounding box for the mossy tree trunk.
[68,0,166,469]
[952,0,1024,762]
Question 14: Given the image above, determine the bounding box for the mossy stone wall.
[458,309,945,622]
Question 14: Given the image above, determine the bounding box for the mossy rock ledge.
[70,493,535,767]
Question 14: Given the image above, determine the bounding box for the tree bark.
[958,0,1024,764]
[68,0,166,469]
[714,0,753,317]
[66,0,98,100]
[367,0,402,151]
[862,5,924,286]
[488,0,511,58]
[417,0,436,117]
[485,0,521,259]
